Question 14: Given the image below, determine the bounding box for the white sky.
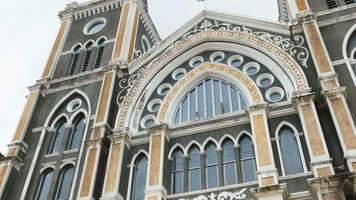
[0,0,278,153]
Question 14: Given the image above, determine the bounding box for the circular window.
[67,99,82,112]
[210,51,225,63]
[148,99,162,112]
[172,68,187,80]
[256,73,275,88]
[228,55,244,68]
[266,87,285,102]
[141,115,156,129]
[189,56,204,68]
[243,62,260,76]
[157,83,172,96]
[83,18,106,35]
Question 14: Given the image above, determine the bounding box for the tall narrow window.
[49,119,67,154]
[35,169,54,200]
[171,150,184,194]
[67,115,85,150]
[81,42,93,72]
[222,140,237,185]
[279,127,304,175]
[142,36,151,53]
[239,136,256,182]
[173,78,247,124]
[204,143,218,188]
[56,165,75,200]
[94,39,105,69]
[188,146,201,191]
[68,45,81,75]
[131,155,148,200]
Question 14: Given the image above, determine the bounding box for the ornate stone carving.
[175,19,310,68]
[178,188,248,200]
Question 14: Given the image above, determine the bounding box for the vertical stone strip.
[78,70,116,199]
[42,18,71,79]
[145,125,169,200]
[294,94,334,177]
[101,131,128,199]
[292,0,356,172]
[112,2,130,60]
[247,105,278,187]
[95,71,115,124]
[112,1,140,63]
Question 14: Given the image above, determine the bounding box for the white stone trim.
[126,150,149,200]
[342,22,356,87]
[168,143,186,159]
[201,137,220,151]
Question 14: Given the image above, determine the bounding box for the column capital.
[292,90,315,104]
[0,156,24,171]
[246,102,269,113]
[147,123,170,139]
[322,87,346,99]
[109,128,133,147]
[250,183,288,200]
[296,10,315,23]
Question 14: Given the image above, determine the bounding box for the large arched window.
[173,78,247,124]
[188,146,201,191]
[94,38,105,69]
[67,115,85,150]
[49,119,67,154]
[35,169,54,200]
[56,165,75,200]
[131,155,148,200]
[279,127,304,175]
[81,42,93,72]
[222,139,237,185]
[68,45,81,75]
[204,143,218,188]
[171,149,184,194]
[239,136,256,182]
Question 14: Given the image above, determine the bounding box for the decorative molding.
[177,189,248,200]
[174,19,310,68]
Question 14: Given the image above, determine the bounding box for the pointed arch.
[50,114,69,129]
[236,130,253,143]
[202,137,220,150]
[68,109,88,125]
[127,151,148,200]
[185,140,203,155]
[219,134,237,147]
[168,143,185,159]
[275,121,308,176]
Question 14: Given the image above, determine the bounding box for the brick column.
[290,0,356,172]
[247,104,288,199]
[78,69,117,200]
[145,124,169,200]
[112,0,140,63]
[101,128,130,200]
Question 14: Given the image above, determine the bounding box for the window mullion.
[211,80,216,116]
[195,86,198,120]
[203,81,207,118]
[228,85,233,113]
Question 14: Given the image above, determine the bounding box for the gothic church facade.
[1,0,356,199]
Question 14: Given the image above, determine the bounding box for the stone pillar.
[145,124,169,200]
[41,15,72,79]
[247,104,288,199]
[112,0,140,63]
[78,69,117,200]
[0,85,41,197]
[293,92,335,178]
[289,0,356,172]
[101,129,131,200]
[309,177,346,200]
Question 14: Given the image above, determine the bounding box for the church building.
[1,0,356,199]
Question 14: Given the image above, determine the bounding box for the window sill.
[167,181,258,199]
[63,149,79,154]
[44,152,59,158]
[278,172,312,181]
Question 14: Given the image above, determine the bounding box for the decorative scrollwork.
[174,19,309,68]
[116,67,145,106]
[178,188,248,200]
